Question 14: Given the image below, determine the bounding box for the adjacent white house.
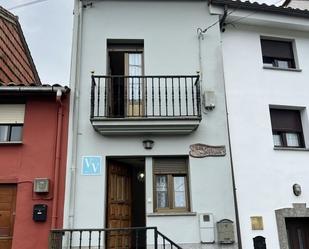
[209,1,309,249]
[58,1,238,249]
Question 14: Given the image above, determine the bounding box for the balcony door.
[107,41,144,118]
[125,53,144,117]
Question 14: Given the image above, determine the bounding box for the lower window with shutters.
[270,108,305,148]
[0,104,25,143]
[261,38,296,69]
[153,157,189,212]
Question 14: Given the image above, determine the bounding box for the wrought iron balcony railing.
[90,75,201,119]
[49,227,183,249]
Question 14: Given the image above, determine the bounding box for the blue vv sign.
[82,156,102,175]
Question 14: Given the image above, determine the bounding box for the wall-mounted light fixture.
[293,183,302,196]
[137,171,145,182]
[143,140,154,150]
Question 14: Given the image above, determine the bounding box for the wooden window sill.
[263,66,302,72]
[147,212,196,217]
[274,147,309,151]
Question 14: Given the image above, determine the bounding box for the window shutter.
[153,157,187,174]
[0,104,25,124]
[261,39,294,59]
[270,109,302,132]
[107,39,144,51]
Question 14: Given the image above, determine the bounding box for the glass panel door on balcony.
[107,41,144,118]
[126,53,143,117]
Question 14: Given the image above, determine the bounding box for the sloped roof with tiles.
[0,6,40,85]
[209,0,309,18]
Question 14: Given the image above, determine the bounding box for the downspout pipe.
[218,23,243,249]
[51,89,64,229]
[65,0,83,232]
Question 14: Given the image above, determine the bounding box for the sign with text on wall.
[81,156,102,176]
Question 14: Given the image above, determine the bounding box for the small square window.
[261,39,296,69]
[153,157,189,212]
[270,108,304,148]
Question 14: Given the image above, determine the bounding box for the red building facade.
[0,86,70,249]
[0,6,70,249]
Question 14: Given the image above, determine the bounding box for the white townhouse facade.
[57,1,239,249]
[209,1,309,249]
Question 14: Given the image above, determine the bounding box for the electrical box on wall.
[199,213,215,243]
[217,219,235,244]
[33,178,49,193]
[203,90,216,110]
[33,204,48,222]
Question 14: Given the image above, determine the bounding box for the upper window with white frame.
[153,157,189,213]
[0,104,25,142]
[270,108,304,148]
[261,38,296,69]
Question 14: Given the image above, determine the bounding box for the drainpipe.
[51,89,64,229]
[64,0,83,231]
[219,26,243,249]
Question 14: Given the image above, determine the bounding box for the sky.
[1,0,282,85]
[2,0,73,85]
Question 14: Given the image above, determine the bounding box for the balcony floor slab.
[91,117,201,135]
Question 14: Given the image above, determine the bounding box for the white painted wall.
[222,23,309,249]
[66,1,237,248]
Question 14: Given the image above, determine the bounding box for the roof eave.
[0,85,70,95]
[209,0,309,19]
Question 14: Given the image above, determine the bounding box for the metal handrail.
[51,226,157,233]
[49,226,183,249]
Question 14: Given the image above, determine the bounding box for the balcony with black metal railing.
[90,74,201,135]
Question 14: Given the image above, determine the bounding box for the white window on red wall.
[0,104,25,142]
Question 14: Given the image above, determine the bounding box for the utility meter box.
[199,213,215,243]
[33,204,48,222]
[217,219,235,244]
[203,90,216,110]
[33,178,50,193]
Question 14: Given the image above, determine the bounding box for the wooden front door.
[107,161,132,249]
[286,218,309,249]
[0,185,16,249]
